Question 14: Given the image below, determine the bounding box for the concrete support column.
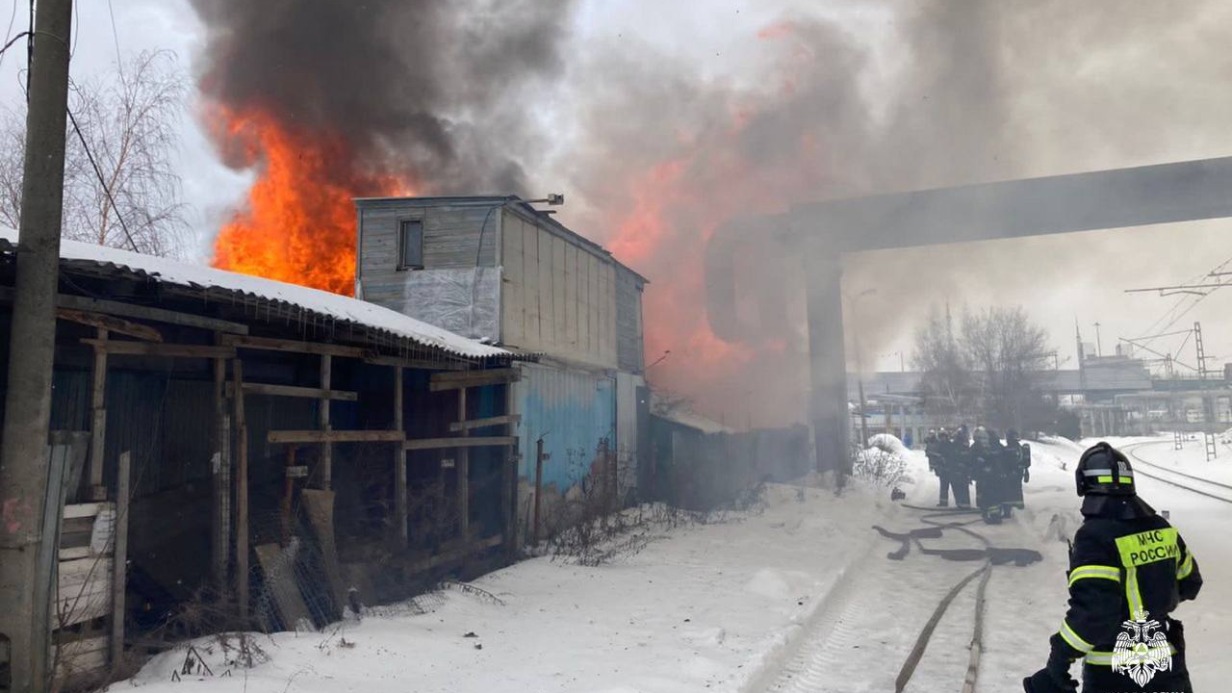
[805,252,850,479]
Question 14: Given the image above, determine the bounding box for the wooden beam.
[320,354,333,490]
[449,414,521,432]
[233,359,250,623]
[404,436,517,451]
[57,308,162,342]
[457,388,469,539]
[393,366,407,549]
[429,368,520,391]
[225,382,359,402]
[81,339,235,359]
[211,353,231,589]
[0,287,250,334]
[88,328,107,501]
[267,430,405,444]
[221,334,367,359]
[111,451,131,668]
[365,354,469,371]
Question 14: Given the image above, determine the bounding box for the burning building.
[353,195,648,539]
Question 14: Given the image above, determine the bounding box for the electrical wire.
[106,0,123,85]
[0,0,19,72]
[67,105,140,252]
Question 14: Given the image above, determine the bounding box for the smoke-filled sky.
[4,0,1232,426]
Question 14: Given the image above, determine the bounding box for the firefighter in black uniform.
[1003,429,1030,514]
[1024,442,1203,693]
[948,425,972,508]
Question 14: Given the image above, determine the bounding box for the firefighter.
[1003,429,1029,514]
[971,426,1003,523]
[1024,442,1202,693]
[947,425,972,508]
[927,429,957,507]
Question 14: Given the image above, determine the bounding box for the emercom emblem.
[1112,610,1172,687]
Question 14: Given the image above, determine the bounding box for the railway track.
[1124,442,1232,504]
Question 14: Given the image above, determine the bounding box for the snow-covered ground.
[117,436,1231,693]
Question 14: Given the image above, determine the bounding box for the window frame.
[397,217,425,271]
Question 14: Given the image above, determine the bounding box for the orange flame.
[209,107,413,295]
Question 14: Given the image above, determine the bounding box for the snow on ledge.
[0,227,509,360]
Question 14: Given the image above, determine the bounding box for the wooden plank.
[458,389,469,539]
[254,544,313,631]
[0,286,250,335]
[234,360,250,622]
[267,430,405,444]
[57,308,163,342]
[111,451,130,666]
[59,557,113,590]
[88,328,107,499]
[429,368,520,391]
[225,382,359,402]
[57,546,92,561]
[449,414,521,432]
[81,339,235,359]
[63,503,105,520]
[212,353,231,588]
[221,334,367,359]
[364,354,469,371]
[431,368,519,385]
[301,489,346,620]
[54,635,109,684]
[404,436,517,451]
[393,366,407,548]
[55,582,109,628]
[320,354,333,490]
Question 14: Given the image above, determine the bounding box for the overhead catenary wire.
[0,0,20,71]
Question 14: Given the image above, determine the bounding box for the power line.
[0,0,19,72]
[67,105,140,252]
[106,0,123,85]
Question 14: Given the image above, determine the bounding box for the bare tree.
[912,304,975,424]
[0,50,188,256]
[961,305,1053,431]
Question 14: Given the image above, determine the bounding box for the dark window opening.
[399,220,424,270]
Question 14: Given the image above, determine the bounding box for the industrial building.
[354,195,648,542]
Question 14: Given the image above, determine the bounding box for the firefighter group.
[923,425,1031,523]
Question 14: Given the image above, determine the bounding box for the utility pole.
[0,0,74,691]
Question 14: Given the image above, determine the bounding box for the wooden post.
[88,327,108,501]
[281,446,297,546]
[532,437,545,545]
[501,384,515,553]
[320,354,333,490]
[457,387,469,539]
[111,451,131,668]
[393,366,406,548]
[232,360,249,622]
[211,354,230,588]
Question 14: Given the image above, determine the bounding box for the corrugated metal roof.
[0,228,513,361]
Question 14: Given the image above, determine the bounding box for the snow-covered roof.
[0,228,511,360]
[651,394,735,434]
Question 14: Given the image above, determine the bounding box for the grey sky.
[3,0,1232,385]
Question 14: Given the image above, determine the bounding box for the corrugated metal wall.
[512,362,616,492]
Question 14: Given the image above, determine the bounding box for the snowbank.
[123,486,881,693]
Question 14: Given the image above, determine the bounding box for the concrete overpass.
[707,156,1232,475]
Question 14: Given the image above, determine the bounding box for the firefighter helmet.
[1076,441,1135,497]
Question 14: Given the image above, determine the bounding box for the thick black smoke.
[189,0,577,193]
